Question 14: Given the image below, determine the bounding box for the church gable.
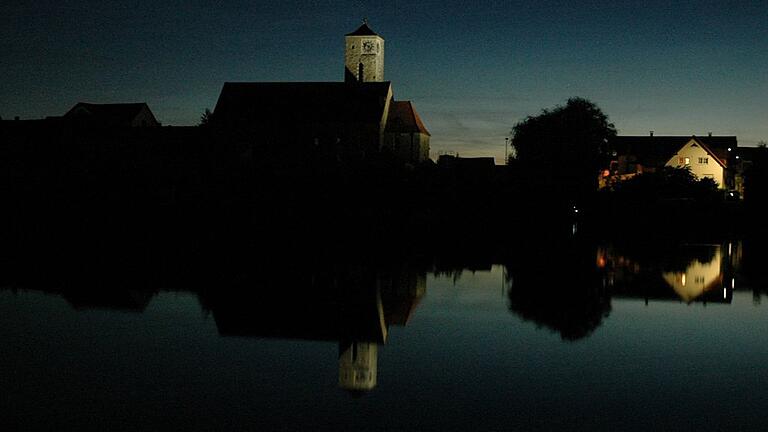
[212,82,392,130]
[384,100,431,163]
[385,101,430,136]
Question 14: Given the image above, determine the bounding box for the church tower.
[344,20,384,83]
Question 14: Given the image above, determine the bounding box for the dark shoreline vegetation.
[2,121,767,249]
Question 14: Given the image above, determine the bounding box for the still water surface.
[2,242,768,431]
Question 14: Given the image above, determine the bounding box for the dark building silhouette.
[212,81,393,161]
[210,22,430,165]
[63,102,160,128]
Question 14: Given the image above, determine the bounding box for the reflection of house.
[604,134,737,189]
[211,22,429,165]
[63,102,160,128]
[661,248,724,303]
[599,243,735,304]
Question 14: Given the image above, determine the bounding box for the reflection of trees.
[505,240,610,341]
[737,237,768,301]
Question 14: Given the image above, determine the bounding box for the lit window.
[684,157,690,165]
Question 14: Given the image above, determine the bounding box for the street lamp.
[505,137,509,164]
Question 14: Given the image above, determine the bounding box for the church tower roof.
[346,22,379,36]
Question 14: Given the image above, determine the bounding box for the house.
[63,102,160,128]
[604,134,737,189]
[210,22,430,166]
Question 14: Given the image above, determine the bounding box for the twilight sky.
[2,0,766,162]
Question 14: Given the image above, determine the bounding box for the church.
[211,22,430,166]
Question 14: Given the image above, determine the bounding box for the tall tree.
[510,97,616,202]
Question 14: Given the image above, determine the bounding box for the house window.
[679,157,690,165]
[698,157,708,164]
[684,157,690,165]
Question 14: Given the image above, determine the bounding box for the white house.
[664,138,727,187]
[605,134,737,189]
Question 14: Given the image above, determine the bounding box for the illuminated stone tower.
[344,20,384,83]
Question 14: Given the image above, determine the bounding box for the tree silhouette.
[199,108,213,126]
[610,166,720,202]
[509,97,616,203]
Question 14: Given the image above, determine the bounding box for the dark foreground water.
[2,241,768,431]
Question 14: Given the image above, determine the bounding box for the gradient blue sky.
[2,0,766,161]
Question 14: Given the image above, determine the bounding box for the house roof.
[346,22,379,36]
[385,101,430,136]
[212,81,392,129]
[610,135,736,167]
[63,102,155,127]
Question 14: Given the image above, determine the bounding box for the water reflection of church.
[597,242,742,304]
[198,268,426,393]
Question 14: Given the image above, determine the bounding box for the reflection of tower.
[338,341,378,391]
[199,264,427,394]
[344,20,385,83]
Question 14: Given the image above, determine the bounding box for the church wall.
[418,133,430,163]
[385,132,431,164]
[378,87,392,149]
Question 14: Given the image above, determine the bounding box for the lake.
[2,239,768,431]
